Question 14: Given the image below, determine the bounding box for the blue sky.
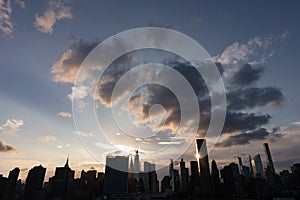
[0,0,300,180]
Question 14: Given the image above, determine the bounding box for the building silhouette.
[252,154,265,178]
[264,143,276,175]
[190,160,200,196]
[48,156,74,199]
[211,160,221,195]
[196,139,212,195]
[221,162,243,197]
[0,167,20,200]
[24,165,46,200]
[104,155,128,196]
[179,158,189,193]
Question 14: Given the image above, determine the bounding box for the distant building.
[0,167,20,200]
[252,154,265,178]
[264,143,276,175]
[24,165,46,200]
[48,156,74,199]
[220,162,243,197]
[196,139,212,195]
[104,155,128,195]
[144,161,158,193]
[169,159,175,191]
[179,158,189,193]
[190,160,200,196]
[211,160,221,195]
[161,176,171,192]
[134,150,140,180]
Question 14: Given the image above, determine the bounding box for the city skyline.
[0,139,299,199]
[1,0,300,185]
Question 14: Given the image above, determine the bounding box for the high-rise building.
[264,143,276,175]
[144,161,157,193]
[211,160,221,194]
[169,159,175,192]
[249,155,254,177]
[252,154,265,178]
[220,162,242,197]
[238,157,244,175]
[24,165,46,200]
[179,158,189,193]
[104,155,129,195]
[134,150,140,180]
[196,139,212,195]
[48,156,75,199]
[190,160,200,196]
[0,167,20,200]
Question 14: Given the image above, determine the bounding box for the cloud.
[231,64,264,86]
[216,127,282,148]
[38,135,56,142]
[0,140,16,152]
[227,87,283,111]
[14,0,24,8]
[34,0,72,34]
[223,112,270,134]
[52,35,286,151]
[58,111,72,118]
[0,118,24,135]
[0,0,13,36]
[216,32,288,70]
[51,40,98,83]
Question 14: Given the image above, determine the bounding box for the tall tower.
[252,154,265,178]
[134,150,140,180]
[211,160,221,194]
[249,155,254,176]
[264,143,275,174]
[238,157,244,175]
[169,159,175,191]
[196,139,212,194]
[180,158,188,192]
[196,139,210,176]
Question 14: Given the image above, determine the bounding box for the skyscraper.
[252,154,265,178]
[48,157,74,199]
[0,167,20,200]
[134,150,140,180]
[24,165,46,200]
[264,143,276,175]
[196,139,212,195]
[211,160,221,194]
[179,158,189,193]
[169,159,175,192]
[104,155,129,195]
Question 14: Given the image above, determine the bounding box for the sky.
[0,0,300,181]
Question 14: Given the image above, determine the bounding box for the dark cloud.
[0,141,16,153]
[228,87,283,110]
[223,112,270,133]
[216,127,282,148]
[231,64,264,86]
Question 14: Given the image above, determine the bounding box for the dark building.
[143,162,158,193]
[179,158,189,193]
[0,167,20,200]
[24,165,46,200]
[264,143,276,175]
[104,155,128,196]
[211,160,221,195]
[220,162,243,197]
[161,176,171,192]
[190,160,200,196]
[48,156,75,199]
[196,139,212,195]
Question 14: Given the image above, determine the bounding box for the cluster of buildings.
[0,139,299,199]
